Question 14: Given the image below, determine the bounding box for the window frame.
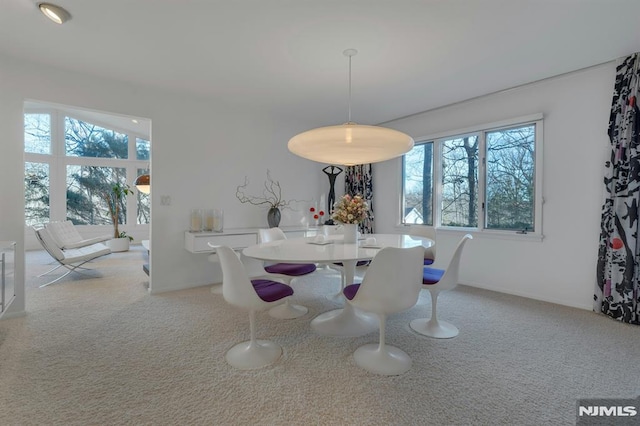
[23,107,151,230]
[400,113,544,239]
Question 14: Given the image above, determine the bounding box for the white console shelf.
[184,226,318,254]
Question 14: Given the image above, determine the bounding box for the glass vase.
[190,209,203,232]
[204,209,214,231]
[213,208,224,232]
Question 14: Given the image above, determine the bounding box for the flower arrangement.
[331,194,368,224]
[309,206,325,225]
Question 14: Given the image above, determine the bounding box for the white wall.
[1,53,615,315]
[375,63,615,310]
[0,53,325,315]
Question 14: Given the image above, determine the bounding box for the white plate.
[307,240,334,245]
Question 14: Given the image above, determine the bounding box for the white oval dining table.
[242,233,434,337]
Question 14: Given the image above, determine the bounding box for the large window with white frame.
[402,115,543,235]
[24,108,150,228]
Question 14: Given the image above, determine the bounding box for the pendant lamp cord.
[348,53,352,123]
[343,48,357,124]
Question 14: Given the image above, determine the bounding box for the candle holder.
[204,209,215,231]
[190,209,203,232]
[213,208,224,232]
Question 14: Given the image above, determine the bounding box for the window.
[24,108,150,229]
[66,165,126,225]
[24,114,51,154]
[65,117,128,158]
[402,115,542,235]
[25,162,50,226]
[485,125,535,230]
[136,137,150,160]
[441,135,478,227]
[402,142,433,225]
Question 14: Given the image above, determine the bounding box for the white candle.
[191,210,202,231]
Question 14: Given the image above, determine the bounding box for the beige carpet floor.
[0,246,639,425]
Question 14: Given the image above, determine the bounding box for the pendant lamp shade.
[287,49,414,166]
[288,123,414,166]
[134,174,150,194]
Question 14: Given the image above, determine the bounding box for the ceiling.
[3,1,640,129]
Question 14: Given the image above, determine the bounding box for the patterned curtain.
[345,164,374,234]
[595,53,640,324]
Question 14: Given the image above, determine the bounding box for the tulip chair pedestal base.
[354,344,412,376]
[225,340,282,370]
[325,291,343,302]
[268,300,308,319]
[311,304,378,337]
[326,268,346,301]
[409,318,459,339]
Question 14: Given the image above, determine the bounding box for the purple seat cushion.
[343,283,360,300]
[423,267,445,284]
[251,279,294,302]
[424,258,434,266]
[264,262,316,276]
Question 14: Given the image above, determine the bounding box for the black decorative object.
[267,207,281,228]
[323,165,343,215]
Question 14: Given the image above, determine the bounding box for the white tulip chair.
[216,245,293,369]
[258,228,316,319]
[410,234,473,339]
[343,246,425,375]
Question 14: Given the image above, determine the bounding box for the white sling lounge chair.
[34,226,111,287]
[46,220,111,249]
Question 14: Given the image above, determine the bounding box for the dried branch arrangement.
[235,170,298,210]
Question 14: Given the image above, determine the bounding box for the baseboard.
[0,310,27,320]
[459,279,593,311]
[148,280,215,295]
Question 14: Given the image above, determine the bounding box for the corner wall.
[0,54,324,316]
[375,63,614,310]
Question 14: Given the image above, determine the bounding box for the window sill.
[396,225,544,242]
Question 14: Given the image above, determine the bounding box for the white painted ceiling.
[3,0,640,129]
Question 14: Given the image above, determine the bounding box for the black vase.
[267,207,281,228]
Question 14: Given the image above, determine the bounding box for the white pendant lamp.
[288,49,414,166]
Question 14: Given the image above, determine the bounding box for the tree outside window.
[65,117,128,158]
[66,165,127,226]
[402,143,433,225]
[402,120,540,233]
[24,109,151,228]
[486,125,535,231]
[24,113,51,154]
[25,162,50,226]
[441,136,478,228]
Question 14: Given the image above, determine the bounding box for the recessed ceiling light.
[38,3,71,24]
[132,119,139,124]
